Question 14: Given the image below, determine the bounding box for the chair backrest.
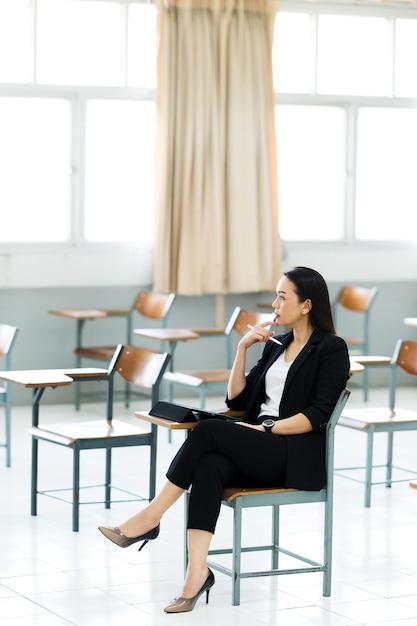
[388,339,417,410]
[325,388,350,486]
[133,291,175,325]
[0,323,19,370]
[116,345,171,406]
[333,286,378,354]
[224,307,275,367]
[127,291,176,343]
[335,286,378,314]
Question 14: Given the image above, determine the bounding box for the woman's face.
[272,276,310,327]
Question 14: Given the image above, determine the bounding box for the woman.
[98,266,350,613]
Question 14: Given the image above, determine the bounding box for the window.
[394,19,417,97]
[1,0,416,249]
[276,105,345,241]
[84,100,155,242]
[273,3,417,244]
[317,15,390,97]
[0,0,31,84]
[37,0,123,86]
[0,0,157,248]
[355,107,417,241]
[0,97,71,242]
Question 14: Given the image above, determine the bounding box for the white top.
[258,351,292,418]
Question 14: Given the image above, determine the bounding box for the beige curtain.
[153,0,281,295]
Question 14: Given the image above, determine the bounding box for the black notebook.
[149,401,240,423]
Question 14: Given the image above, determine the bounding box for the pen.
[247,324,282,345]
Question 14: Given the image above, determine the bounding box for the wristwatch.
[262,418,275,434]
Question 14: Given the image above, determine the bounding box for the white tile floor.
[1,386,417,625]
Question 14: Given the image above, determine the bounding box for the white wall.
[1,243,417,289]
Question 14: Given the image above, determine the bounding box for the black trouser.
[166,419,287,533]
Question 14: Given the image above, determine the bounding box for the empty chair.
[335,339,417,507]
[72,290,175,408]
[184,388,350,605]
[164,307,273,407]
[29,345,170,531]
[0,323,19,467]
[333,285,378,400]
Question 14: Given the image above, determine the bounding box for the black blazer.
[226,330,350,490]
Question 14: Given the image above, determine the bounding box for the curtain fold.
[153,0,281,295]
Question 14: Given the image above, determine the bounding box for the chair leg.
[184,491,189,574]
[363,368,369,402]
[386,432,394,488]
[200,388,206,409]
[364,429,375,508]
[149,426,157,501]
[323,493,333,596]
[75,353,82,411]
[73,445,80,532]
[5,391,11,467]
[105,448,112,508]
[232,500,243,606]
[272,505,279,570]
[125,380,130,407]
[31,437,39,516]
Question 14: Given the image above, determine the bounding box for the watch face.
[262,419,275,428]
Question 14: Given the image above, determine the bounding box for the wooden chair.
[333,285,379,401]
[0,323,19,467]
[183,388,350,605]
[164,307,273,408]
[73,290,175,408]
[335,339,417,507]
[29,345,170,531]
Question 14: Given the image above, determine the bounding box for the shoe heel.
[138,539,148,552]
[205,588,210,604]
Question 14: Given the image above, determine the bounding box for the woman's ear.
[302,299,312,314]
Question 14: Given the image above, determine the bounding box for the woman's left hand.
[236,422,263,431]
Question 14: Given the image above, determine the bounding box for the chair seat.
[74,346,117,359]
[164,369,231,387]
[222,485,297,501]
[30,419,148,445]
[352,355,391,366]
[340,407,417,429]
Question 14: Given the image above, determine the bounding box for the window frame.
[275,0,417,251]
[1,0,417,255]
[0,0,156,254]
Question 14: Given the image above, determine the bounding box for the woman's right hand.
[239,321,278,349]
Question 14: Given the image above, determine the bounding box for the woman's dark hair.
[284,266,336,334]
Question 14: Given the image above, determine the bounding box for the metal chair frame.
[184,388,350,605]
[335,339,417,507]
[30,345,170,531]
[73,291,175,408]
[0,323,19,467]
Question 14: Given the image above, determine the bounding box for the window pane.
[37,0,122,86]
[276,105,345,241]
[127,3,157,88]
[84,100,155,242]
[0,0,31,83]
[356,108,417,241]
[272,12,312,93]
[395,19,417,97]
[0,98,70,242]
[317,15,390,96]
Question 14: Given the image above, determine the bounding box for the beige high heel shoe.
[98,524,160,551]
[164,568,215,613]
